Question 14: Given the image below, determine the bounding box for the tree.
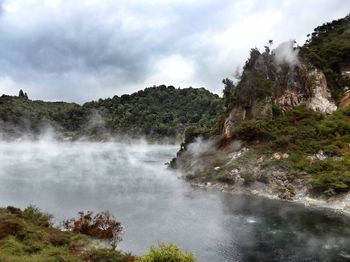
[18,89,25,98]
[222,78,235,100]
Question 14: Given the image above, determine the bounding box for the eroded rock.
[306,68,337,114]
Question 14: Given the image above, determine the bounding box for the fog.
[0,137,350,261]
[273,40,300,68]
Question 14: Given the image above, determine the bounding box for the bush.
[184,126,212,145]
[311,170,350,196]
[20,206,53,228]
[138,243,198,262]
[63,211,123,245]
[240,171,255,185]
[299,158,350,195]
[86,248,136,262]
[213,171,234,184]
[0,217,25,239]
[235,120,270,141]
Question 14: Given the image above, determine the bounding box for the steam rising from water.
[273,40,300,67]
[0,137,349,262]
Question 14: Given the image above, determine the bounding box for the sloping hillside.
[0,85,223,140]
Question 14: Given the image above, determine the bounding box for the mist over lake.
[0,139,349,262]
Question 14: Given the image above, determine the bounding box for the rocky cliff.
[171,14,350,214]
[223,44,337,139]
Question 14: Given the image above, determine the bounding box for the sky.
[0,0,349,103]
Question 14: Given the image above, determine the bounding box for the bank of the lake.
[189,180,350,217]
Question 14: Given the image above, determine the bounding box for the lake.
[0,140,349,261]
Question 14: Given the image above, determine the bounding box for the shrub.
[86,248,136,262]
[185,174,197,180]
[184,126,212,145]
[235,120,270,141]
[137,243,198,262]
[0,217,25,239]
[213,171,234,184]
[20,206,53,227]
[311,171,350,196]
[63,211,123,248]
[240,171,255,185]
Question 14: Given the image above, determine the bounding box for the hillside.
[83,85,223,138]
[0,85,223,140]
[171,14,350,208]
[0,206,196,261]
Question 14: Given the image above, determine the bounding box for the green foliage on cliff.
[302,13,350,100]
[235,105,350,195]
[223,49,274,114]
[0,85,223,139]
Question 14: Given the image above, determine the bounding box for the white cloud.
[145,54,196,87]
[0,76,22,96]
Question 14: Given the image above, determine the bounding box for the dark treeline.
[0,85,223,140]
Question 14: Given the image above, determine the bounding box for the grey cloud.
[0,0,349,102]
[0,16,152,82]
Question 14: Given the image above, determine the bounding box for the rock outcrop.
[306,68,337,114]
[223,48,337,138]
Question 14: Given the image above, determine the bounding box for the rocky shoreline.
[189,179,350,217]
[172,139,350,217]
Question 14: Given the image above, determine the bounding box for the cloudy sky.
[0,0,349,102]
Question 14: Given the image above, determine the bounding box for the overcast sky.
[0,0,349,102]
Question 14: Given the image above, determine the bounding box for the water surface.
[0,140,349,261]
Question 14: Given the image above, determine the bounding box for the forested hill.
[0,85,223,140]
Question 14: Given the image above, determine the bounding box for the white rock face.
[307,68,337,114]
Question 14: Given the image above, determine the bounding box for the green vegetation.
[183,126,217,145]
[84,85,223,138]
[302,14,350,100]
[234,105,350,195]
[0,206,197,262]
[0,206,135,261]
[240,171,255,185]
[0,95,85,134]
[0,85,223,140]
[137,243,198,262]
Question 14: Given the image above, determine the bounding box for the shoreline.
[189,180,350,217]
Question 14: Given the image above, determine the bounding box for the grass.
[0,206,135,262]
